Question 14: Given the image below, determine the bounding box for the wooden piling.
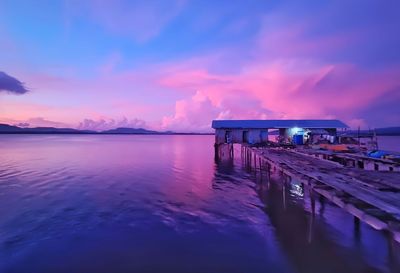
[243,145,400,243]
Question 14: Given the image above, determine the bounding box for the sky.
[0,0,399,132]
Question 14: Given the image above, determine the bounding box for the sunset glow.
[1,0,399,132]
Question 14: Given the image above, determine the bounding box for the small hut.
[212,119,348,145]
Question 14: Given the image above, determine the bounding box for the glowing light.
[290,127,303,135]
[290,183,304,197]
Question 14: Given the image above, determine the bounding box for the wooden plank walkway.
[243,146,400,242]
[295,148,400,172]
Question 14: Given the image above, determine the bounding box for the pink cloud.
[0,117,70,128]
[161,91,219,132]
[146,11,400,131]
[23,117,70,128]
[156,57,400,131]
[5,45,399,132]
[78,117,146,131]
[346,118,368,129]
[2,7,399,132]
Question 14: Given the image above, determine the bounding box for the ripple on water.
[0,135,398,273]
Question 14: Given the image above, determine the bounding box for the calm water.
[0,135,399,273]
[377,136,400,152]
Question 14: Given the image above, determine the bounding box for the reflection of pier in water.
[258,178,399,273]
[242,146,400,241]
[214,147,400,273]
[212,137,400,240]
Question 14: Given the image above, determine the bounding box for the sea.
[377,136,400,153]
[0,134,399,273]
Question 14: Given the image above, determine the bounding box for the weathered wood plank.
[245,146,400,242]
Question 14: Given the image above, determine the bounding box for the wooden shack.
[212,119,348,145]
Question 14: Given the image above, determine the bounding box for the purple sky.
[0,0,399,132]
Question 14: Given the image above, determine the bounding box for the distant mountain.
[0,123,158,134]
[0,124,23,132]
[0,124,95,134]
[100,127,212,135]
[340,127,400,136]
[101,127,161,134]
[375,127,400,136]
[0,123,212,135]
[0,123,397,135]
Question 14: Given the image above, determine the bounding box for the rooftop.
[211,119,348,129]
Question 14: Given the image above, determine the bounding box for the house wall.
[260,130,268,142]
[232,130,243,143]
[214,129,268,144]
[326,128,337,135]
[215,129,225,144]
[215,127,339,145]
[248,130,261,144]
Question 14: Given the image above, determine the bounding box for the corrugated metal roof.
[211,119,348,129]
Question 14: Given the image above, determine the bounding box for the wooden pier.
[295,148,400,172]
[241,145,400,242]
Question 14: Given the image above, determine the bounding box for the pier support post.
[354,217,361,242]
[214,143,234,161]
[282,184,287,210]
[319,195,326,216]
[310,189,316,217]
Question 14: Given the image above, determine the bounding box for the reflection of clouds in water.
[153,198,270,237]
[168,135,214,199]
[0,135,393,272]
[153,150,271,238]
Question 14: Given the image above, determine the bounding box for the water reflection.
[235,148,400,273]
[0,135,398,273]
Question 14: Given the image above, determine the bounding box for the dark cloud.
[0,71,29,94]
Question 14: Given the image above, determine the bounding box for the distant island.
[1,123,399,136]
[340,127,400,136]
[0,123,213,135]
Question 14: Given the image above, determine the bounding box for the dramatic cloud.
[78,117,146,131]
[0,71,29,94]
[1,1,399,131]
[0,117,70,128]
[161,91,273,132]
[18,117,69,128]
[161,91,219,132]
[154,1,400,131]
[157,56,400,131]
